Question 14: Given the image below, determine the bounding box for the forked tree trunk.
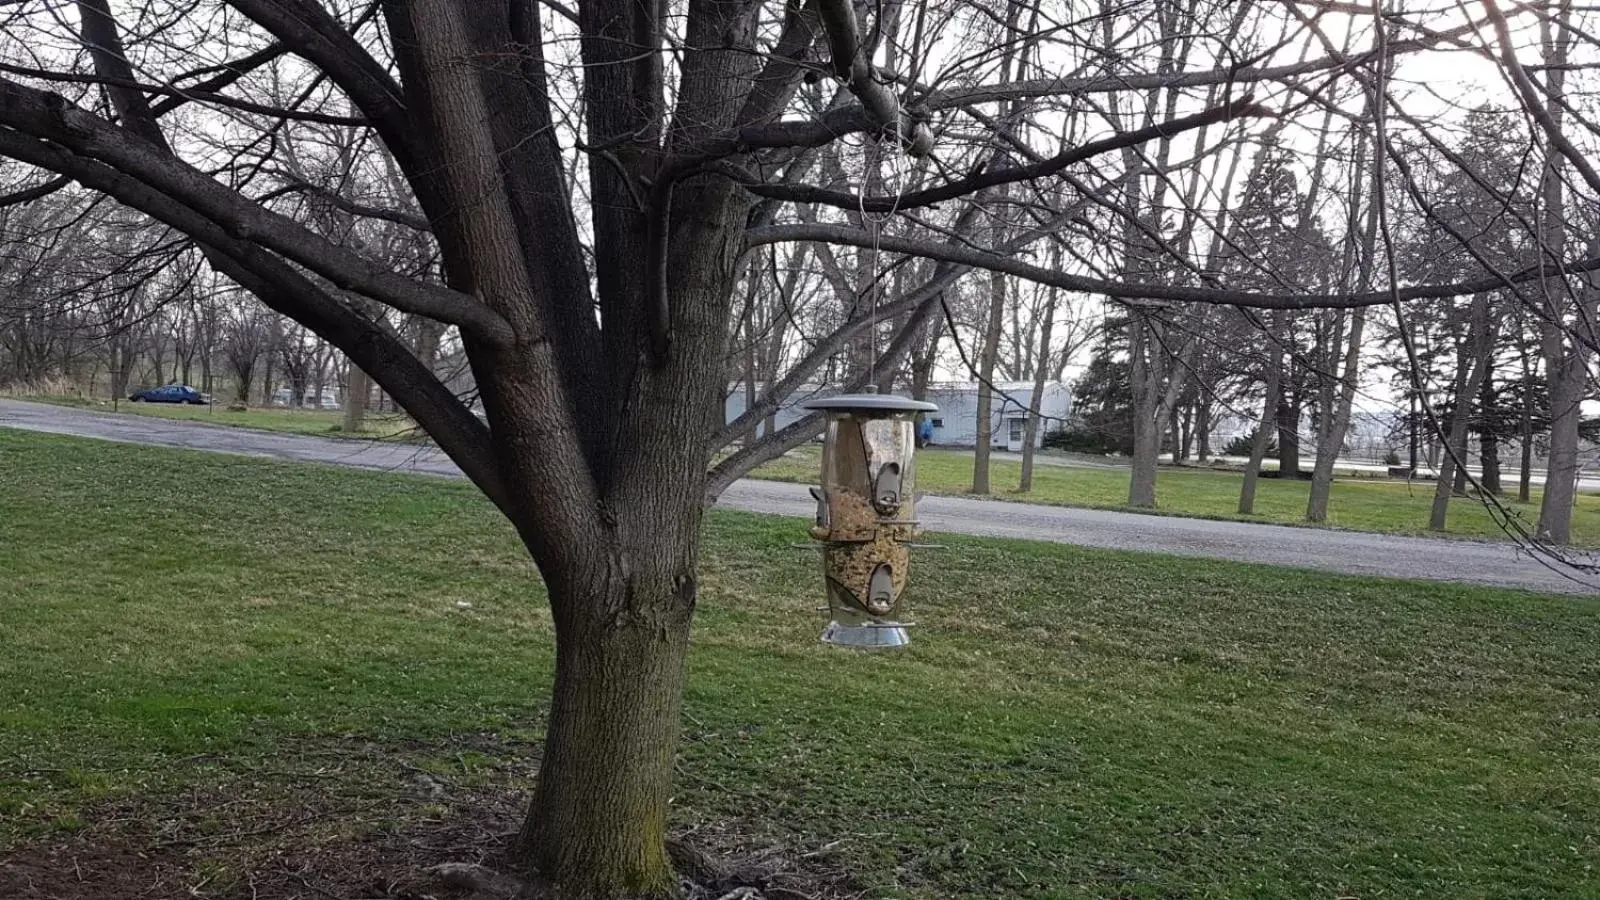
[1240,312,1285,515]
[1128,311,1194,508]
[1307,309,1366,522]
[260,355,275,406]
[234,364,254,408]
[1431,295,1490,531]
[1430,393,1477,531]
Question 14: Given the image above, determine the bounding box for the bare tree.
[4,0,1599,893]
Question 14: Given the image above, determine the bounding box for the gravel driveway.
[4,398,1595,595]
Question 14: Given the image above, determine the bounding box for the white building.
[722,383,822,435]
[923,381,1073,450]
[725,381,1073,451]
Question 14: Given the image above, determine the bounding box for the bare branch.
[742,97,1272,211]
[747,222,1600,310]
[0,79,512,344]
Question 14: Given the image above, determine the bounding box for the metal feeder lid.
[802,392,937,412]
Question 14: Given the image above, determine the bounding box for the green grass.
[16,393,416,438]
[756,445,1600,547]
[4,429,1600,897]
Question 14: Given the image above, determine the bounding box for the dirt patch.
[1,735,862,900]
[1,834,194,899]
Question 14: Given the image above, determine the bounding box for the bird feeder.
[801,392,937,648]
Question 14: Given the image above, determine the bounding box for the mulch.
[1,735,862,900]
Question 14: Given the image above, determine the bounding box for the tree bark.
[1276,388,1301,478]
[1539,348,1585,542]
[517,572,693,898]
[343,359,369,433]
[1129,396,1161,507]
[1479,373,1501,496]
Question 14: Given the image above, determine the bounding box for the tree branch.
[262,176,432,232]
[813,0,932,154]
[0,61,368,127]
[742,98,1271,211]
[737,10,1502,151]
[0,125,511,511]
[0,173,71,208]
[747,222,1600,310]
[0,77,513,345]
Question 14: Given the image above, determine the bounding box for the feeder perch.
[801,392,937,648]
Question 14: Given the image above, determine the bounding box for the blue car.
[129,384,209,405]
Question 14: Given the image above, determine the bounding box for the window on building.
[1008,418,1026,443]
[931,418,944,428]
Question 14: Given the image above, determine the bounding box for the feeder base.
[821,620,911,649]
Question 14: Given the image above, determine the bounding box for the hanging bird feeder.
[802,392,937,648]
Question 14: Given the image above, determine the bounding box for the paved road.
[3,398,1596,595]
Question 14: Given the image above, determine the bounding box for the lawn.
[4,429,1600,897]
[756,445,1600,547]
[15,393,416,439]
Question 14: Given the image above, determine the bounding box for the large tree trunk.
[1276,389,1302,478]
[517,571,693,897]
[1195,401,1211,463]
[343,359,369,433]
[1479,376,1501,496]
[1129,397,1161,507]
[1538,350,1585,542]
[1307,309,1366,522]
[972,269,1007,494]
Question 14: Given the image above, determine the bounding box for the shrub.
[1043,423,1125,455]
[1383,449,1402,466]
